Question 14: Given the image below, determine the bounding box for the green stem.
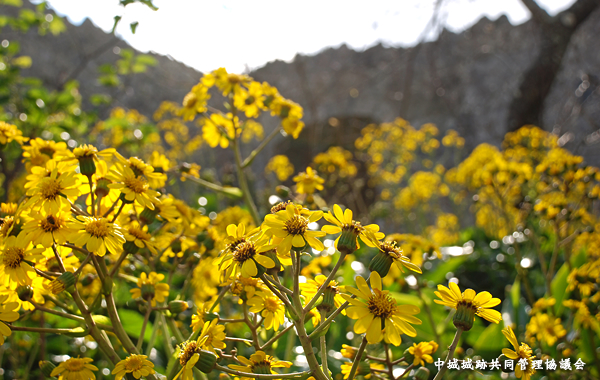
[416,286,441,344]
[137,303,153,351]
[304,252,346,313]
[241,126,282,168]
[433,327,463,380]
[166,317,185,344]
[209,284,231,313]
[261,324,294,350]
[319,310,331,380]
[396,364,414,380]
[347,336,368,380]
[145,313,161,356]
[232,135,260,225]
[181,174,243,199]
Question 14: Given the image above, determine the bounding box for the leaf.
[12,55,32,68]
[473,322,505,354]
[92,315,112,326]
[118,309,154,342]
[551,263,570,315]
[112,15,122,34]
[135,54,157,66]
[130,21,138,34]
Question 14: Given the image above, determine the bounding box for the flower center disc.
[124,176,149,194]
[40,178,62,200]
[129,227,151,241]
[85,219,110,238]
[285,215,308,235]
[179,341,198,366]
[125,356,144,371]
[3,247,24,269]
[41,215,60,232]
[264,297,280,312]
[233,241,256,262]
[64,358,85,371]
[368,290,396,319]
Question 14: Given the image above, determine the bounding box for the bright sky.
[40,0,576,73]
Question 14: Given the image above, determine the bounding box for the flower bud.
[275,186,290,198]
[317,287,337,313]
[16,285,33,301]
[195,350,218,374]
[139,206,159,225]
[39,360,56,377]
[49,272,77,294]
[78,155,96,177]
[369,251,394,278]
[403,347,415,365]
[95,178,111,198]
[341,344,356,359]
[169,300,189,314]
[414,367,430,380]
[80,273,96,286]
[124,240,139,254]
[453,302,476,331]
[141,283,155,300]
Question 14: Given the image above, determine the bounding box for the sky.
[39,0,577,74]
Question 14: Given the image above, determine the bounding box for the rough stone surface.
[2,1,599,167]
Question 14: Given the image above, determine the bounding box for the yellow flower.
[340,344,357,359]
[180,81,210,121]
[112,354,155,380]
[130,272,170,307]
[0,121,28,145]
[502,326,536,380]
[266,155,295,182]
[300,274,346,314]
[0,233,45,289]
[122,221,158,255]
[247,291,285,331]
[342,271,421,345]
[341,361,372,379]
[116,155,167,189]
[174,334,211,380]
[434,282,502,327]
[0,294,19,345]
[293,167,324,195]
[22,138,69,170]
[368,233,422,277]
[198,319,226,353]
[321,204,383,251]
[21,211,76,248]
[216,224,275,279]
[525,313,566,346]
[69,216,125,257]
[201,113,239,149]
[263,203,325,255]
[228,351,292,380]
[108,166,161,210]
[50,357,98,380]
[408,341,439,366]
[234,81,264,118]
[24,167,81,214]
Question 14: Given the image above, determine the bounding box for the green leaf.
[130,21,138,34]
[551,263,570,315]
[135,54,157,66]
[112,15,121,34]
[90,94,112,106]
[118,309,154,342]
[473,322,505,354]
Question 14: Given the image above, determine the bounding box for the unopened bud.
[39,360,56,377]
[369,251,394,278]
[195,350,218,374]
[169,300,189,314]
[49,272,77,294]
[95,178,111,198]
[78,155,96,177]
[16,285,33,301]
[139,206,158,225]
[413,367,430,380]
[80,273,96,286]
